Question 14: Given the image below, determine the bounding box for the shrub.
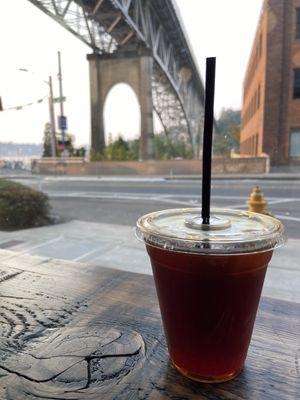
[0,179,51,230]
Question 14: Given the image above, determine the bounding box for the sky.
[0,0,263,145]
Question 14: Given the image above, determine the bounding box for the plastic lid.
[136,208,286,254]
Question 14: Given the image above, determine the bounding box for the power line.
[1,95,48,112]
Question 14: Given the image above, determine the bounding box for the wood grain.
[0,253,299,399]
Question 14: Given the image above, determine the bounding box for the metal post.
[48,76,56,158]
[58,51,66,156]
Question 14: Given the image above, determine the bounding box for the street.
[1,175,298,303]
[14,176,300,239]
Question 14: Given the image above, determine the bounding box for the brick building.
[240,0,300,165]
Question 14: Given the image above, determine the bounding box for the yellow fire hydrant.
[247,186,269,215]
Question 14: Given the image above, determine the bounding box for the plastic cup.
[136,208,285,383]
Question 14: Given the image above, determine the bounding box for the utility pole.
[48,76,56,158]
[57,51,66,157]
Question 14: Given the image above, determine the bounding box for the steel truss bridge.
[28,0,205,154]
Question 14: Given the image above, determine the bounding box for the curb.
[164,174,300,181]
[2,174,300,181]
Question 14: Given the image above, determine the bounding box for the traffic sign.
[58,115,67,130]
[53,96,66,103]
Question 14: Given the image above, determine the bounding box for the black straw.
[202,57,216,225]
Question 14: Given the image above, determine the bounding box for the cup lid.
[136,208,286,254]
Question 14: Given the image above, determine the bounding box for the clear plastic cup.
[136,208,285,383]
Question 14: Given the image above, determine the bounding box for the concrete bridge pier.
[87,50,154,160]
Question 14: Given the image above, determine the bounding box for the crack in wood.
[0,295,36,300]
[3,325,145,399]
[295,349,300,376]
[83,346,142,390]
[0,269,23,283]
[0,361,83,384]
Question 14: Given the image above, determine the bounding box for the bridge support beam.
[87,50,154,160]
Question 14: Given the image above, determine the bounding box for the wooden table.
[0,255,299,399]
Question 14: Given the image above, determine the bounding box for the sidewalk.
[165,173,300,181]
[0,219,299,303]
[1,172,300,181]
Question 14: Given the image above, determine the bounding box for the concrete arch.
[103,83,141,143]
[87,50,154,160]
[100,74,140,105]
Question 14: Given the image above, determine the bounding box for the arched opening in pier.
[103,83,140,145]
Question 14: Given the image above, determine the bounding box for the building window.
[290,129,300,157]
[296,8,300,39]
[258,84,261,108]
[293,69,300,98]
[255,133,259,156]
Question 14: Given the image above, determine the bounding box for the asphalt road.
[13,176,300,239]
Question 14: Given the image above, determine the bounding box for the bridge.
[28,0,205,159]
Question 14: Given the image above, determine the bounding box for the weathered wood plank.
[0,259,299,399]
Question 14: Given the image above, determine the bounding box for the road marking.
[46,191,300,213]
[275,215,300,222]
[149,197,197,206]
[48,192,200,206]
[44,176,166,182]
[45,191,252,210]
[268,199,300,205]
[46,191,293,202]
[40,191,300,222]
[225,204,247,210]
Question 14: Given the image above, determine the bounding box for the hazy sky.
[0,0,263,145]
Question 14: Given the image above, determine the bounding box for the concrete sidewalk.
[0,219,299,303]
[2,172,300,181]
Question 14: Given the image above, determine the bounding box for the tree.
[127,139,139,160]
[154,134,193,160]
[65,134,75,157]
[74,147,86,157]
[88,134,193,161]
[214,108,241,156]
[105,136,130,160]
[42,123,53,157]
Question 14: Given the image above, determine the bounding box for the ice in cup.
[136,208,285,383]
